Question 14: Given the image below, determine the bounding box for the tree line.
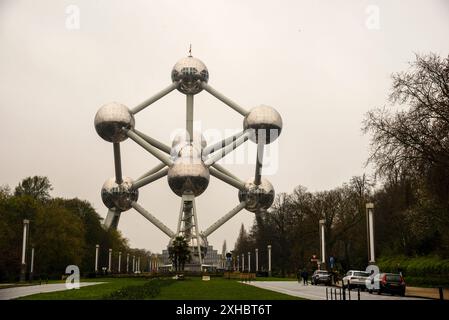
[0,176,152,282]
[234,53,449,276]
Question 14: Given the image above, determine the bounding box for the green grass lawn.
[19,277,303,300]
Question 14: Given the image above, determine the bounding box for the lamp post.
[108,249,112,273]
[20,219,30,282]
[267,245,272,277]
[30,247,35,281]
[237,255,240,271]
[118,251,122,273]
[95,244,99,273]
[126,253,130,273]
[255,248,259,272]
[366,203,376,264]
[319,219,326,268]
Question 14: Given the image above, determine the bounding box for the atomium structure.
[94,53,282,270]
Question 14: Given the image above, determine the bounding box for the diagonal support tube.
[209,167,246,190]
[131,202,175,238]
[113,143,123,184]
[133,129,171,154]
[204,131,250,167]
[201,82,249,116]
[132,167,169,189]
[212,163,241,182]
[203,201,247,237]
[126,129,173,167]
[203,130,245,158]
[131,82,179,114]
[137,162,166,181]
[130,129,239,182]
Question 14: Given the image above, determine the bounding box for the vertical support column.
[118,252,122,273]
[132,255,136,273]
[267,245,272,277]
[20,219,30,282]
[191,197,203,267]
[319,219,326,267]
[95,244,99,273]
[237,255,240,271]
[108,249,112,273]
[255,248,259,272]
[242,253,245,271]
[126,253,130,273]
[186,94,194,143]
[366,203,376,264]
[30,247,35,281]
[248,252,251,273]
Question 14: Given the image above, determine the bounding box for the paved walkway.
[244,281,427,300]
[0,282,104,300]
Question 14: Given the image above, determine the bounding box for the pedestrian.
[301,269,309,285]
[296,269,301,283]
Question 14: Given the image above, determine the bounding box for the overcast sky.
[1,0,448,254]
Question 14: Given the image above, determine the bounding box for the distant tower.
[221,240,227,268]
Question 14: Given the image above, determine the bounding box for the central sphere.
[171,130,207,159]
[238,177,275,213]
[94,102,135,143]
[167,145,210,197]
[171,56,209,95]
[101,177,138,211]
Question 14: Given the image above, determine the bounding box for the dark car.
[311,270,332,286]
[366,273,406,296]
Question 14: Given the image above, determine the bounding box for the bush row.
[377,255,449,277]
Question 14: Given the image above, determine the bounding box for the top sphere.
[171,56,209,94]
[243,105,283,144]
[94,102,135,143]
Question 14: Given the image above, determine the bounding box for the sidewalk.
[0,282,104,300]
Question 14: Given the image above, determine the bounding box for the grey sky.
[1,0,448,253]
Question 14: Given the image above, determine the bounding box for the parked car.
[311,270,332,286]
[342,270,370,290]
[365,273,406,296]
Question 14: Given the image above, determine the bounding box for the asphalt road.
[0,282,104,300]
[245,281,427,300]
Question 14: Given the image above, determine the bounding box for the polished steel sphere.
[94,102,135,143]
[243,105,283,144]
[238,177,275,213]
[167,146,210,197]
[101,177,138,211]
[171,130,207,159]
[171,56,209,94]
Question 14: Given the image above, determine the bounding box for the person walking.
[301,269,309,285]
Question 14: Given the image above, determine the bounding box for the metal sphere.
[167,146,210,197]
[94,102,135,143]
[243,105,283,144]
[238,177,275,213]
[171,131,207,159]
[171,56,209,94]
[101,177,138,211]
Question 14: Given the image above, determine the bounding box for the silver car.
[342,270,370,289]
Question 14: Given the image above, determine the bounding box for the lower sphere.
[238,177,275,213]
[101,177,138,211]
